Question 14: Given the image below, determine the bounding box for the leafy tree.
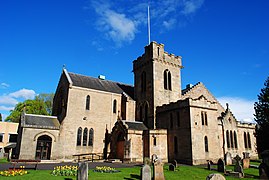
[254,76,269,154]
[0,113,2,121]
[5,93,54,123]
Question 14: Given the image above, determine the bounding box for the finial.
[63,64,66,69]
[226,103,229,110]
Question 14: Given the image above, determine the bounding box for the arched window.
[201,112,205,125]
[89,128,94,146]
[177,111,180,127]
[86,95,90,110]
[139,105,143,121]
[204,112,208,126]
[204,136,209,152]
[144,103,149,126]
[226,130,230,148]
[164,69,172,90]
[247,132,251,149]
[234,131,238,149]
[230,130,234,148]
[170,113,173,129]
[113,99,117,114]
[77,127,82,146]
[168,71,172,90]
[164,70,168,89]
[244,132,248,149]
[83,128,88,146]
[174,136,178,153]
[141,71,146,92]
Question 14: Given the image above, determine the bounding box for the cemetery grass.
[0,158,8,163]
[0,164,259,179]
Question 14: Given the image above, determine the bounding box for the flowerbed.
[51,165,78,176]
[93,166,120,173]
[0,167,28,177]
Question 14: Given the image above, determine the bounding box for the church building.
[15,42,257,165]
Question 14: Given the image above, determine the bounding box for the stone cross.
[141,164,151,180]
[77,162,88,180]
[153,158,165,180]
[234,155,244,177]
[217,158,225,173]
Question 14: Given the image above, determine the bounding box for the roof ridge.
[68,72,134,87]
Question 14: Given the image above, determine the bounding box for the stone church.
[15,42,257,165]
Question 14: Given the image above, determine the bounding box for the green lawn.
[0,158,9,163]
[0,164,260,179]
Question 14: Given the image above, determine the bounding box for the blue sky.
[0,0,268,122]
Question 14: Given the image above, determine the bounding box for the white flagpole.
[147,4,151,45]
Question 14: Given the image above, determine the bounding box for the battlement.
[133,41,182,71]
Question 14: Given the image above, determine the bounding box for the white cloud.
[0,105,14,111]
[0,83,10,89]
[217,96,255,123]
[181,0,204,15]
[0,96,18,105]
[9,88,36,99]
[90,0,205,47]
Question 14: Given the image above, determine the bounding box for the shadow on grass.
[244,173,259,179]
[124,173,141,180]
[64,178,73,180]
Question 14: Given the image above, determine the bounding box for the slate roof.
[68,72,134,99]
[23,114,60,130]
[123,121,148,130]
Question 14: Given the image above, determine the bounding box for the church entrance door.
[116,133,125,160]
[35,135,52,160]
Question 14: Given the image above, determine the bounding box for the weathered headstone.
[172,160,178,167]
[77,162,88,180]
[153,158,165,180]
[206,173,226,180]
[242,152,250,169]
[169,164,175,171]
[224,152,232,165]
[207,160,212,170]
[141,164,151,180]
[234,155,244,178]
[152,154,158,163]
[217,158,225,173]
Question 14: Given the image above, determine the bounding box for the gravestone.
[242,152,250,169]
[224,152,232,165]
[206,173,226,180]
[169,164,175,171]
[172,160,178,167]
[153,158,165,180]
[207,160,212,170]
[77,162,88,180]
[141,164,151,180]
[152,154,158,163]
[259,150,269,179]
[217,158,225,173]
[234,155,244,178]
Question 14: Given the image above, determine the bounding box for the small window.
[226,130,230,148]
[153,137,157,146]
[9,134,18,143]
[230,130,234,148]
[164,70,168,90]
[234,131,238,149]
[77,127,82,146]
[174,136,178,153]
[144,103,149,126]
[247,132,251,149]
[204,136,209,152]
[177,112,180,127]
[141,71,146,93]
[0,133,3,142]
[89,128,94,146]
[113,99,117,114]
[139,105,143,121]
[86,95,90,110]
[170,113,173,129]
[163,69,172,90]
[201,112,205,125]
[204,112,208,126]
[244,132,248,149]
[168,71,172,90]
[83,128,88,146]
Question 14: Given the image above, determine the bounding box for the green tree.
[254,76,269,154]
[5,93,54,123]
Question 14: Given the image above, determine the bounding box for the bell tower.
[133,41,183,129]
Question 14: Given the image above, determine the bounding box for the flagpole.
[147,4,151,45]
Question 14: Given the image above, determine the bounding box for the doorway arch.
[35,135,52,160]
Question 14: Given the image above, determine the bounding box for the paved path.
[0,162,142,171]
